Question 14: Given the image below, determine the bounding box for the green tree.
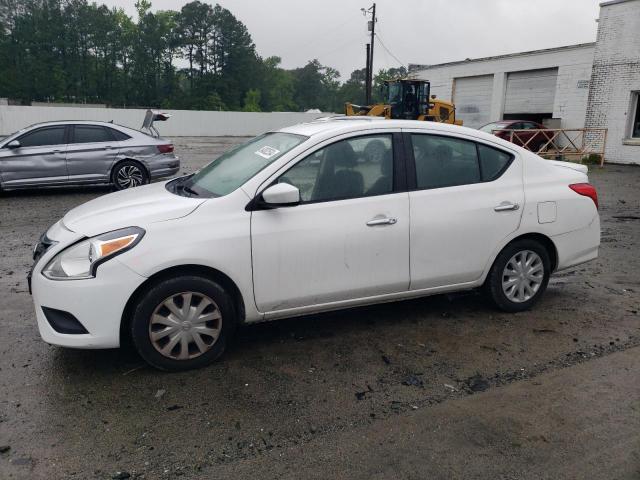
[258,56,296,111]
[372,66,408,102]
[242,88,261,112]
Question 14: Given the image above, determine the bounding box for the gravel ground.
[0,137,639,479]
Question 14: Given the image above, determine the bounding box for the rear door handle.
[367,217,397,227]
[494,202,520,212]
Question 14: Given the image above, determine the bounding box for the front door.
[251,133,410,313]
[0,126,68,187]
[65,124,120,184]
[405,131,524,290]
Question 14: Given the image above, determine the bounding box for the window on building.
[632,92,640,139]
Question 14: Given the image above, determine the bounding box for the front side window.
[18,127,66,147]
[412,134,480,189]
[186,132,307,197]
[73,126,113,144]
[278,134,394,203]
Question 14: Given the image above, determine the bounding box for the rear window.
[479,122,510,133]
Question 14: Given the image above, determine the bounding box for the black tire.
[483,239,551,312]
[131,276,236,371]
[112,160,149,190]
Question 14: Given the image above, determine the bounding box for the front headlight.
[42,227,145,280]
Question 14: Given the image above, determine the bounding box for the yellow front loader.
[345,79,462,125]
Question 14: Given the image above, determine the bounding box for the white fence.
[0,105,328,137]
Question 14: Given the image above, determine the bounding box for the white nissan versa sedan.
[29,118,600,371]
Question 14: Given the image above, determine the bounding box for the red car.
[479,120,553,151]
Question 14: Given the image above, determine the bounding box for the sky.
[101,0,602,79]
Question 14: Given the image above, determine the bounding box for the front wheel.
[130,276,236,371]
[112,160,149,190]
[484,239,551,312]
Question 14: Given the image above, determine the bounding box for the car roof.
[279,116,538,158]
[23,120,130,129]
[280,116,499,141]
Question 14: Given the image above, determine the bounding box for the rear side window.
[19,127,66,147]
[109,128,131,141]
[73,126,113,144]
[478,144,513,181]
[412,134,480,189]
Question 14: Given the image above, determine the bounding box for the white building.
[409,0,640,164]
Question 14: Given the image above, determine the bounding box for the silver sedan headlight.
[42,227,145,280]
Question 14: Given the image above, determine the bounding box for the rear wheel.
[484,239,551,312]
[112,160,148,190]
[130,276,236,371]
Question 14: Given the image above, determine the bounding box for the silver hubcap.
[149,292,222,360]
[502,250,544,303]
[116,165,144,189]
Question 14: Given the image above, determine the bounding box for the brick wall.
[585,0,640,164]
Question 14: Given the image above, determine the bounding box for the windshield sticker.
[255,145,280,159]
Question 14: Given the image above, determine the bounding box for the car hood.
[62,181,205,237]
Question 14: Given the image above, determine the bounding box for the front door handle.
[494,202,520,212]
[367,217,397,227]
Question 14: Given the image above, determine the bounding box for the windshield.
[388,83,402,104]
[479,122,510,133]
[184,132,307,197]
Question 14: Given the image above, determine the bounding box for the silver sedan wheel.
[501,250,544,303]
[116,165,144,189]
[149,292,222,360]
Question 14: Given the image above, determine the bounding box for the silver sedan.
[0,121,180,191]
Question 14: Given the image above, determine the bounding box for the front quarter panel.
[115,190,259,322]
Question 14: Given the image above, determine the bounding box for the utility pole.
[365,43,371,104]
[362,3,376,104]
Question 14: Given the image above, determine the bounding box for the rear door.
[0,126,68,187]
[404,130,524,289]
[65,125,120,184]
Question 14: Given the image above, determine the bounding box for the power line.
[314,32,364,63]
[375,32,406,68]
[297,16,359,51]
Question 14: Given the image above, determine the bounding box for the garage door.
[504,68,558,114]
[453,75,494,128]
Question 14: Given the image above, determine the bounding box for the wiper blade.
[182,184,199,196]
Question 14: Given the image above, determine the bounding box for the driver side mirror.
[5,140,20,149]
[261,182,300,207]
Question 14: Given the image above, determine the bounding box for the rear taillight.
[158,144,174,154]
[569,183,598,209]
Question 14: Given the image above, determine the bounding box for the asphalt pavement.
[0,138,638,479]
